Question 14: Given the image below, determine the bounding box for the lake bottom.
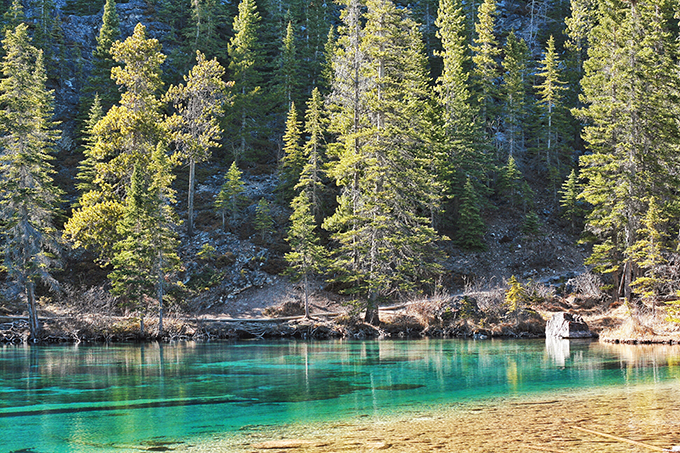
[184,382,680,453]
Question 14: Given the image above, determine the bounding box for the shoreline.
[2,312,679,345]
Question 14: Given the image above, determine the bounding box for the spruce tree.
[227,0,265,163]
[186,0,225,60]
[279,102,303,202]
[628,197,668,312]
[563,0,593,109]
[501,30,529,158]
[86,0,121,113]
[285,191,327,318]
[456,178,485,250]
[522,210,541,236]
[320,25,336,93]
[65,24,167,264]
[75,94,104,199]
[276,21,299,109]
[215,161,246,230]
[254,198,274,242]
[325,0,443,325]
[434,0,488,209]
[497,154,525,207]
[559,168,581,232]
[0,24,61,340]
[302,0,331,92]
[109,153,180,337]
[534,35,567,185]
[470,0,501,134]
[1,0,23,36]
[577,0,680,307]
[166,51,228,237]
[296,87,327,222]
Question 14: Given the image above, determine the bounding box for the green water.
[0,338,679,452]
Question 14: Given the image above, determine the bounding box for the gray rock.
[546,312,594,339]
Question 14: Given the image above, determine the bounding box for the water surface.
[1,338,679,452]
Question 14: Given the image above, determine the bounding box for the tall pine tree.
[325,0,443,324]
[166,51,228,237]
[0,24,61,340]
[227,0,266,163]
[577,0,680,307]
[66,24,167,264]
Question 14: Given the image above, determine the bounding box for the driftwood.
[573,426,665,451]
[524,446,568,453]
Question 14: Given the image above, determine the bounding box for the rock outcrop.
[546,312,594,339]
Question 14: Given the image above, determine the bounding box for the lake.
[1,338,679,452]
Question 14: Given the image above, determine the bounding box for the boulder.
[546,312,594,339]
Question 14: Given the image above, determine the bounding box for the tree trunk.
[26,282,41,341]
[303,271,310,319]
[364,292,380,325]
[188,157,196,237]
[157,252,164,337]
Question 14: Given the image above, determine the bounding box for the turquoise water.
[0,338,679,452]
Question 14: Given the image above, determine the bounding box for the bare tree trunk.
[303,270,310,319]
[157,251,164,337]
[187,157,196,237]
[26,282,41,341]
[364,292,380,325]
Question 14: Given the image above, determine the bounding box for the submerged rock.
[546,312,594,339]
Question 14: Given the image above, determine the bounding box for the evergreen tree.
[166,51,228,237]
[559,168,581,232]
[285,190,327,318]
[470,0,501,134]
[302,0,331,92]
[522,210,541,236]
[1,0,23,36]
[456,178,485,250]
[563,0,593,109]
[86,0,121,113]
[434,0,488,209]
[75,94,104,199]
[505,275,525,312]
[576,0,680,307]
[628,197,668,311]
[276,21,299,109]
[279,102,303,201]
[186,0,226,60]
[0,24,61,340]
[227,0,266,163]
[320,25,336,92]
[65,23,167,264]
[110,166,154,335]
[325,0,443,325]
[497,154,525,207]
[296,87,327,222]
[534,35,567,186]
[215,161,246,230]
[109,152,180,337]
[32,0,57,59]
[501,30,529,158]
[254,197,274,242]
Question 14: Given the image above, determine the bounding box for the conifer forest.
[1,0,680,341]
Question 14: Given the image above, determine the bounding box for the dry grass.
[598,304,680,343]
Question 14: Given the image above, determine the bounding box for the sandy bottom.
[169,382,680,453]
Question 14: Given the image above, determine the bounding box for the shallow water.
[0,339,679,452]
